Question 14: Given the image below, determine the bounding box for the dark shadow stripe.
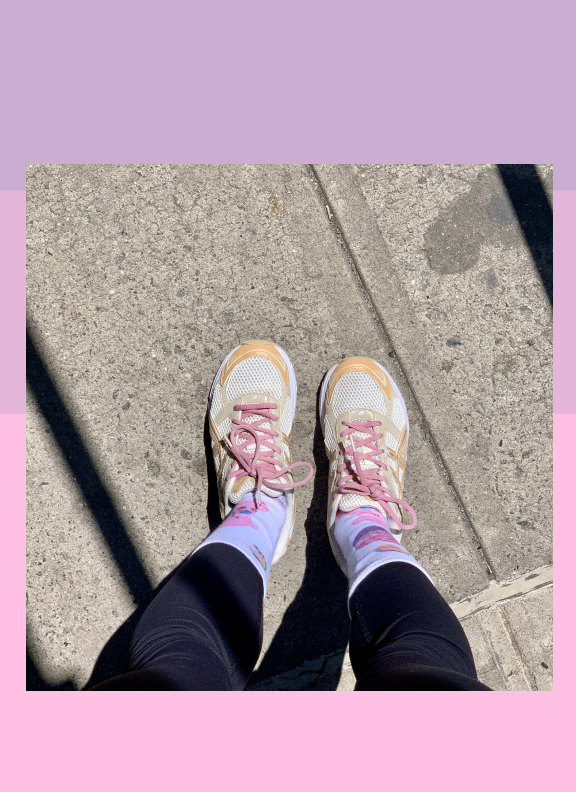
[83,552,192,689]
[27,641,77,690]
[497,165,553,305]
[203,410,223,531]
[26,329,153,605]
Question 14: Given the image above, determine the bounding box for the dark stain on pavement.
[517,520,536,531]
[424,167,552,276]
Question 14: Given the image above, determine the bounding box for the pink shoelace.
[226,402,313,502]
[337,419,417,529]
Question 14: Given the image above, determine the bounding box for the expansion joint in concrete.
[307,164,494,577]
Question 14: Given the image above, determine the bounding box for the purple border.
[2,158,569,192]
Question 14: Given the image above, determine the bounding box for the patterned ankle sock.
[196,492,287,593]
[333,506,434,601]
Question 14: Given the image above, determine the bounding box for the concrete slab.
[314,165,552,581]
[451,564,552,619]
[450,570,552,692]
[27,165,493,689]
[459,608,531,690]
[502,586,553,690]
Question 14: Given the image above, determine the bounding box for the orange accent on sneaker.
[220,342,290,386]
[326,357,393,402]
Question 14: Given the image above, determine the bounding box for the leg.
[91,342,313,690]
[349,561,490,690]
[90,543,264,690]
[320,357,490,690]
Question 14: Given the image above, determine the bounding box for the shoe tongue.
[229,407,286,503]
[339,493,401,525]
[231,413,274,475]
[228,475,284,504]
[344,432,379,472]
[339,493,385,514]
[339,432,395,512]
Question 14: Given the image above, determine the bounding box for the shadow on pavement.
[497,164,553,305]
[26,328,153,606]
[203,411,224,531]
[26,644,76,691]
[27,337,349,691]
[26,326,156,690]
[247,400,350,690]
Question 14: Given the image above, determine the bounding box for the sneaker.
[319,356,417,573]
[208,341,313,564]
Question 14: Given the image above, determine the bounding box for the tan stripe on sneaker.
[326,357,393,402]
[220,342,289,386]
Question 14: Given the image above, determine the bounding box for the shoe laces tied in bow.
[337,419,417,529]
[226,402,313,503]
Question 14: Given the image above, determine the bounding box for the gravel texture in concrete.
[26,164,552,690]
[315,164,552,581]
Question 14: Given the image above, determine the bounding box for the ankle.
[195,492,287,595]
[332,506,434,600]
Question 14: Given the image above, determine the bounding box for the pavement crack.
[500,609,538,691]
[308,164,495,578]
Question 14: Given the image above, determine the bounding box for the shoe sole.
[208,340,298,564]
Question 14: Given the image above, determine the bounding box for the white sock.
[196,492,286,594]
[333,506,434,601]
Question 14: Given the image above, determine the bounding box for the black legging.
[89,544,490,691]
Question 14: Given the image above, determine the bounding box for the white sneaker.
[208,341,313,564]
[319,356,417,574]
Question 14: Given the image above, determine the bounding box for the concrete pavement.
[26,164,553,690]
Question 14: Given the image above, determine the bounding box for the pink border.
[1,414,25,686]
[554,192,576,413]
[553,414,571,694]
[10,180,566,783]
[0,191,25,413]
[3,692,563,790]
